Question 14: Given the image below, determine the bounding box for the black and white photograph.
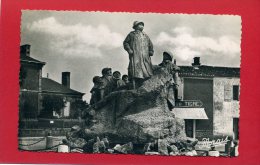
[18,10,241,157]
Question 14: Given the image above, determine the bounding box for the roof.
[171,108,208,120]
[41,78,84,96]
[179,65,240,78]
[20,55,45,65]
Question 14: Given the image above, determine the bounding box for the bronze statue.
[123,21,154,89]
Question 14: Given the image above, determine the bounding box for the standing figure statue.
[123,21,154,89]
[159,51,180,108]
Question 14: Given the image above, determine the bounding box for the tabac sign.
[175,100,203,108]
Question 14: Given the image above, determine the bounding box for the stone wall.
[213,77,240,136]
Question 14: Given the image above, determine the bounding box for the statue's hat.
[133,21,144,29]
[163,51,174,61]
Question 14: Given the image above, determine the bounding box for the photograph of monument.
[18,10,241,157]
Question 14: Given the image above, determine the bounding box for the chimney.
[20,44,31,56]
[192,57,201,66]
[62,72,70,88]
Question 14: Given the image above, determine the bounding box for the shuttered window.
[224,84,232,101]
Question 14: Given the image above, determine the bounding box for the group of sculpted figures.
[90,21,180,107]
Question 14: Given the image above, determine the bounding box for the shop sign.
[175,100,203,107]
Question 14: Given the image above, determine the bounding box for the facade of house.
[19,44,46,118]
[173,57,240,140]
[19,44,84,119]
[40,74,84,118]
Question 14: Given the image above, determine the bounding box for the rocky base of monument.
[64,125,198,156]
[64,66,194,155]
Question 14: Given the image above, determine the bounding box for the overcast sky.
[21,10,241,101]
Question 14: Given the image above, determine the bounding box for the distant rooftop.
[20,54,46,65]
[42,78,84,96]
[179,65,240,77]
[20,44,45,65]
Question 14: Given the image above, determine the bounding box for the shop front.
[172,107,208,139]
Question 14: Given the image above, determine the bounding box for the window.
[233,85,239,101]
[224,84,232,101]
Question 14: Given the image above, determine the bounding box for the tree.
[71,99,89,119]
[39,95,66,118]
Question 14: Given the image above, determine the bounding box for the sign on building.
[175,100,203,108]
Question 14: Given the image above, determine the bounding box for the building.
[19,44,46,118]
[19,44,84,119]
[41,73,84,118]
[173,57,240,141]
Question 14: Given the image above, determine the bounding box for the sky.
[21,10,241,101]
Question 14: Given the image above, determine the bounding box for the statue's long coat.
[123,31,154,79]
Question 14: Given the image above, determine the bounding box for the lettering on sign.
[175,100,203,108]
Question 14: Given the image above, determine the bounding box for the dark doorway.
[185,119,194,138]
[233,118,239,140]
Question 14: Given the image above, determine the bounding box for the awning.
[171,108,208,120]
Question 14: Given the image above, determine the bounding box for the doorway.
[233,118,239,140]
[185,119,196,138]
